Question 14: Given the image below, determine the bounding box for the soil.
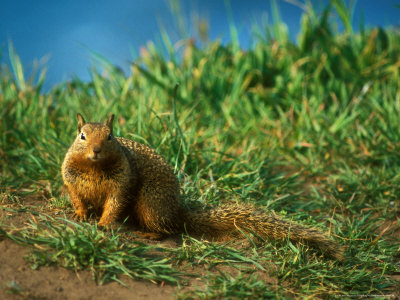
[0,195,185,300]
[0,195,246,300]
[1,194,399,299]
[0,239,178,300]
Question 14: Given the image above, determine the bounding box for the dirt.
[0,195,251,300]
[0,239,178,300]
[0,195,183,300]
[1,194,399,299]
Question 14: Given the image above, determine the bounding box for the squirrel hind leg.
[134,189,185,235]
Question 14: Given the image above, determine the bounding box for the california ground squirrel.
[61,113,344,260]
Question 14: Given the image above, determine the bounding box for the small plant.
[2,214,182,285]
[178,272,277,299]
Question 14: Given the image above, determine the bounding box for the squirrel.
[61,113,345,260]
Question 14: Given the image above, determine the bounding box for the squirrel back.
[61,113,344,260]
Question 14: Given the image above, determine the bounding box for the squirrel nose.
[93,145,101,154]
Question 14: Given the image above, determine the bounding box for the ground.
[0,196,183,300]
[0,239,181,300]
[1,195,278,300]
[1,195,399,299]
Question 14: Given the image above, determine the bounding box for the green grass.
[1,0,400,298]
[1,213,182,285]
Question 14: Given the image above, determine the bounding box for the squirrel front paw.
[98,217,112,228]
[98,219,119,231]
[73,209,88,221]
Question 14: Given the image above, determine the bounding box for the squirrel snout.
[89,145,103,161]
[93,145,102,154]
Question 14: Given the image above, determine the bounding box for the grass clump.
[178,272,278,299]
[0,0,399,297]
[174,236,265,270]
[1,214,181,285]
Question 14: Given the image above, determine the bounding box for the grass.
[1,0,400,298]
[1,213,182,285]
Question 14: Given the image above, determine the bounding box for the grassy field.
[1,1,400,298]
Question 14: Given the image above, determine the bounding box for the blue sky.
[0,0,399,89]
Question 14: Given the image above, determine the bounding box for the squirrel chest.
[63,157,133,210]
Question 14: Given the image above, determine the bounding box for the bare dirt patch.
[0,194,256,300]
[0,195,182,299]
[2,193,398,299]
[0,239,177,300]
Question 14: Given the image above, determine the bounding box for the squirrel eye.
[80,133,86,140]
[108,134,113,140]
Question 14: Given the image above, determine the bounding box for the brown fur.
[61,113,345,260]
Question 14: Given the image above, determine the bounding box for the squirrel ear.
[105,114,115,132]
[77,113,86,133]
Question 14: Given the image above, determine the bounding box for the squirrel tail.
[184,204,344,261]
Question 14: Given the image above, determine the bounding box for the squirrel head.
[72,113,120,163]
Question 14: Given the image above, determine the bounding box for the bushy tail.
[184,204,344,260]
